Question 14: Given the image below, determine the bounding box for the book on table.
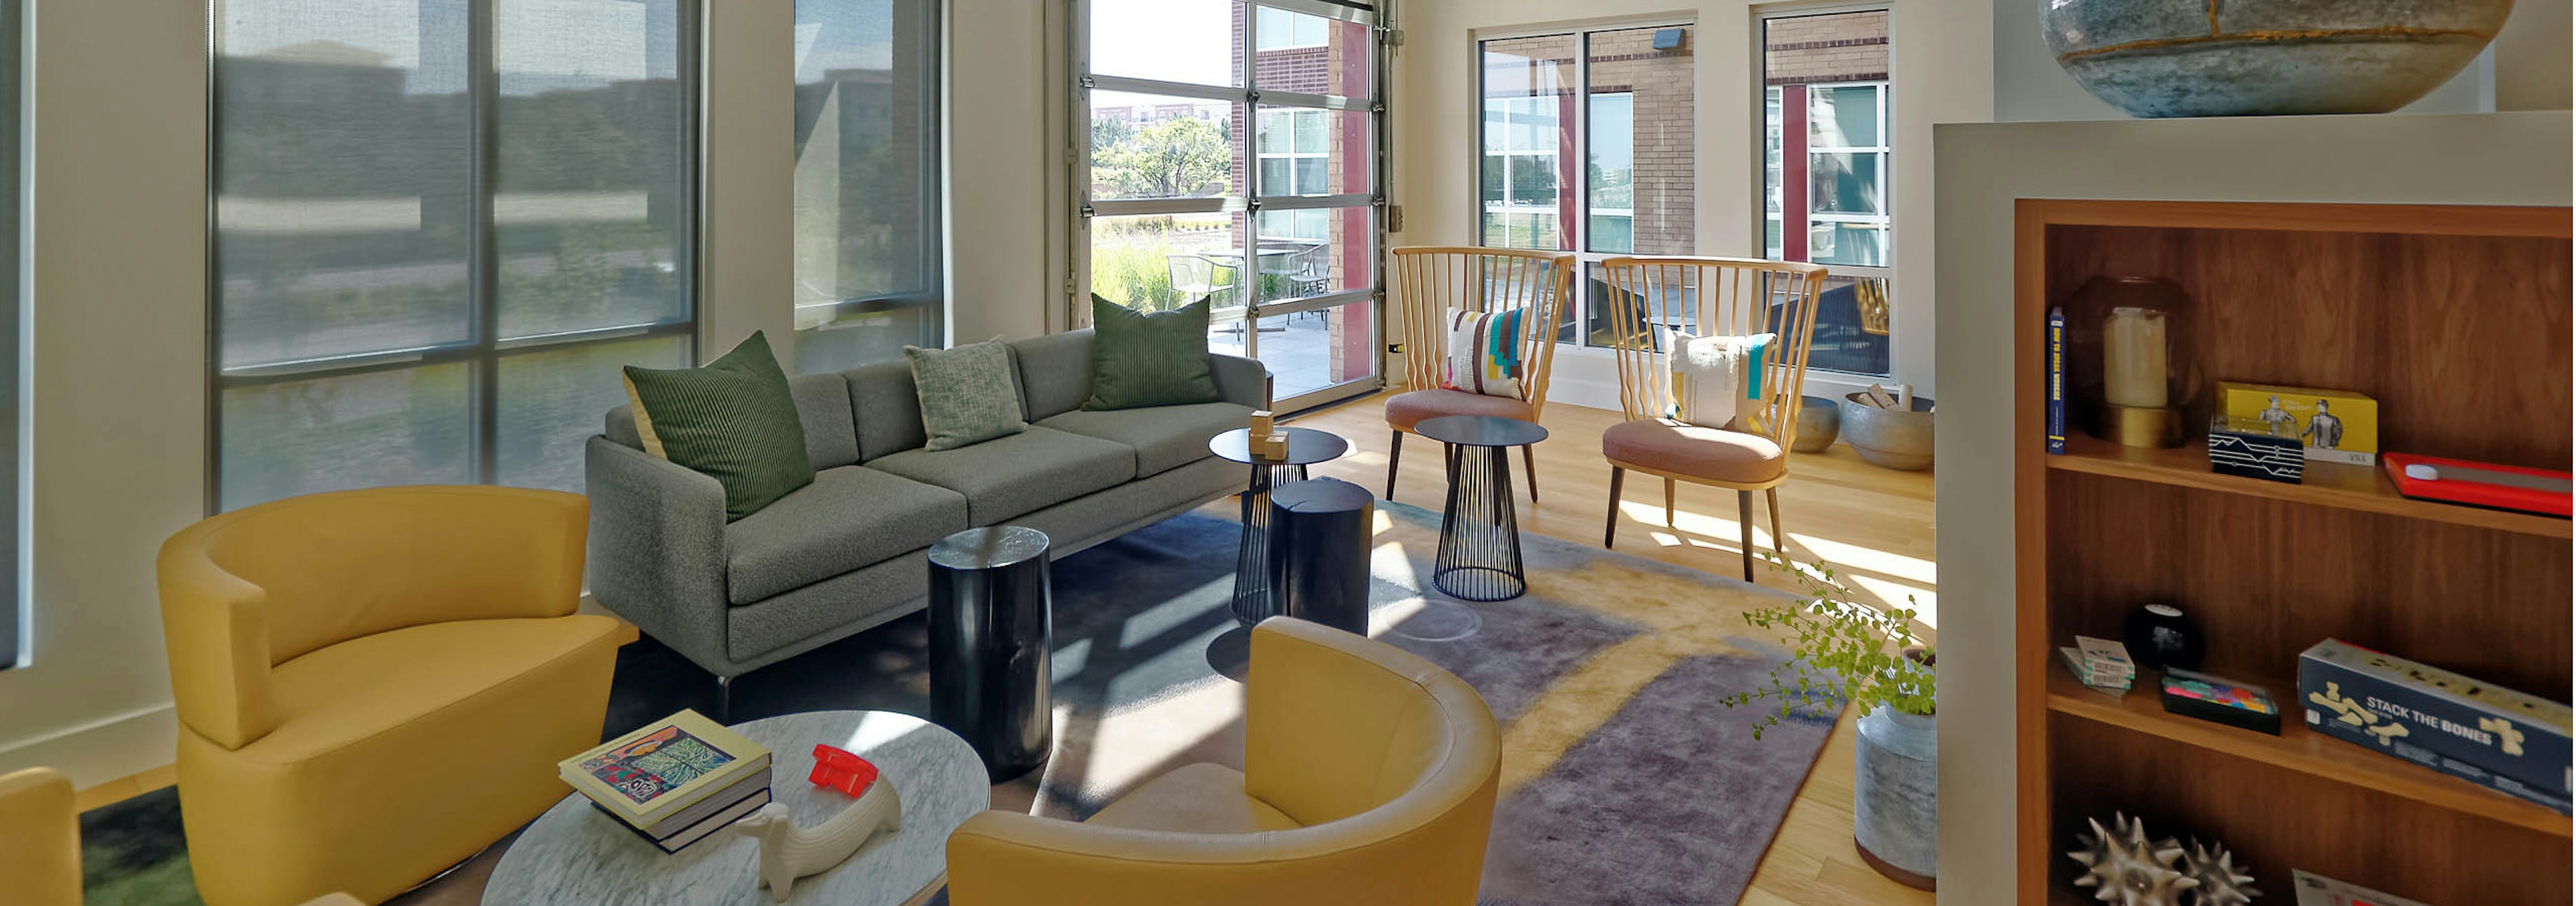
[559,709,773,848]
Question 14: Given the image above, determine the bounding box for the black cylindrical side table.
[927,525,1053,782]
[1268,477,1374,637]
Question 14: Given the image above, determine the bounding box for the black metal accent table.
[1415,415,1550,602]
[1205,425,1348,679]
[926,525,1054,782]
[1268,477,1376,637]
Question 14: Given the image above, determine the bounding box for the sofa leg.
[1604,467,1625,548]
[1386,430,1403,501]
[714,674,733,725]
[1522,444,1540,503]
[1737,491,1756,581]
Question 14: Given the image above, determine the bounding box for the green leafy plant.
[1721,552,1935,740]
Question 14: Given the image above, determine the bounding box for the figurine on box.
[2303,400,2343,450]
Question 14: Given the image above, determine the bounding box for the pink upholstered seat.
[1601,418,1786,485]
[1385,389,1534,432]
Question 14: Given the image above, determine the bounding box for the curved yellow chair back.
[0,767,79,906]
[948,617,1501,905]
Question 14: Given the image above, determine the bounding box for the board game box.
[2299,640,2571,813]
[2215,382,2377,466]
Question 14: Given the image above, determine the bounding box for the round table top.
[1209,425,1349,466]
[484,711,988,906]
[929,525,1051,570]
[1414,414,1549,448]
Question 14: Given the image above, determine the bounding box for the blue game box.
[2298,640,2572,814]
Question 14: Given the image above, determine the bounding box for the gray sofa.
[585,330,1265,702]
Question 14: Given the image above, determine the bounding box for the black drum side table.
[926,525,1054,782]
[1267,476,1375,636]
[1207,426,1350,621]
[1415,415,1550,602]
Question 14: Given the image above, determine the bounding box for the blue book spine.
[2046,306,2067,454]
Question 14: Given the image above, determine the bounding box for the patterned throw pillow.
[621,331,814,521]
[1086,295,1224,411]
[1664,330,1778,432]
[1441,306,1527,400]
[907,338,1028,450]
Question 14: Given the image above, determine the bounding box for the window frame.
[1756,4,1896,380]
[1071,0,1389,412]
[205,0,702,512]
[1470,19,1695,348]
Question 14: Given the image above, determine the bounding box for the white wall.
[1931,109,2572,906]
[1390,0,1992,409]
[1990,0,2573,121]
[0,0,207,787]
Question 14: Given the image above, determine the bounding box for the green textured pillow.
[1085,295,1223,411]
[906,338,1028,451]
[621,331,813,521]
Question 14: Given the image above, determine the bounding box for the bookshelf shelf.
[2045,670,2572,838]
[2047,435,2571,540]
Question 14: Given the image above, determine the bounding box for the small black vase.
[2123,603,2203,672]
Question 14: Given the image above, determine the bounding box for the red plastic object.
[2383,452,2573,518]
[808,744,881,797]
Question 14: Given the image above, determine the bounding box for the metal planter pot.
[1854,704,1937,890]
[1790,395,1841,454]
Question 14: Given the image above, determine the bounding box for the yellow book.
[2214,381,2378,466]
[558,709,771,827]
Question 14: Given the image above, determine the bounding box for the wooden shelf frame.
[2012,199,2575,905]
[2045,670,2572,838]
[2047,434,2572,539]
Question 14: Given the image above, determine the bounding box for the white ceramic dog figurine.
[732,779,902,901]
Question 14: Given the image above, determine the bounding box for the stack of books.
[559,709,773,854]
[2058,636,2135,693]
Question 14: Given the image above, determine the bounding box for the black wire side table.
[1415,415,1549,602]
[1207,425,1350,623]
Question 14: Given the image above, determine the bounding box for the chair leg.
[1737,491,1756,581]
[1521,444,1540,503]
[1604,466,1625,548]
[1385,430,1403,501]
[1663,478,1677,527]
[1766,488,1784,553]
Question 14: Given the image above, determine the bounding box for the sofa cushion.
[1011,330,1097,423]
[258,615,625,762]
[1038,401,1252,478]
[620,332,813,520]
[1086,297,1224,411]
[845,359,930,462]
[906,338,1028,451]
[724,466,969,605]
[867,426,1136,525]
[1085,762,1301,834]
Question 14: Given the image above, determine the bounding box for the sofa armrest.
[156,532,278,750]
[584,436,733,674]
[1210,352,1270,410]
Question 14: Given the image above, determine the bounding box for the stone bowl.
[1790,395,1841,454]
[1840,393,1935,471]
[2041,0,2514,117]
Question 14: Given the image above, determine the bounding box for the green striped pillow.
[1085,295,1223,411]
[621,331,814,521]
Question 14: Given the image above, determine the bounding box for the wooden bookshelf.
[2013,200,2574,906]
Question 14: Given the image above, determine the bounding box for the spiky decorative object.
[2179,838,2259,906]
[2068,812,2200,906]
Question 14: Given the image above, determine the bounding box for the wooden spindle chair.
[1383,247,1574,504]
[1597,256,1827,580]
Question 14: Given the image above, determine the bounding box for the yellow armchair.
[158,486,625,906]
[947,617,1501,905]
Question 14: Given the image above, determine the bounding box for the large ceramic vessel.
[2042,0,2514,117]
[1855,704,1937,890]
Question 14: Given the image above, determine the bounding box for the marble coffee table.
[484,710,989,906]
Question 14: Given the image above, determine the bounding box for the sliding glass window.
[1477,24,1695,348]
[1761,7,1893,377]
[1077,0,1385,411]
[793,0,943,373]
[212,0,696,509]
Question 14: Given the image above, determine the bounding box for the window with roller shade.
[211,0,697,509]
[792,0,943,374]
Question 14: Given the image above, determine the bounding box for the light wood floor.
[76,392,1939,906]
[1291,393,1937,906]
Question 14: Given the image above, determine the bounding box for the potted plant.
[1723,554,1937,891]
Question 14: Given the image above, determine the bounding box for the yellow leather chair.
[0,766,363,906]
[158,487,624,906]
[947,617,1501,905]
